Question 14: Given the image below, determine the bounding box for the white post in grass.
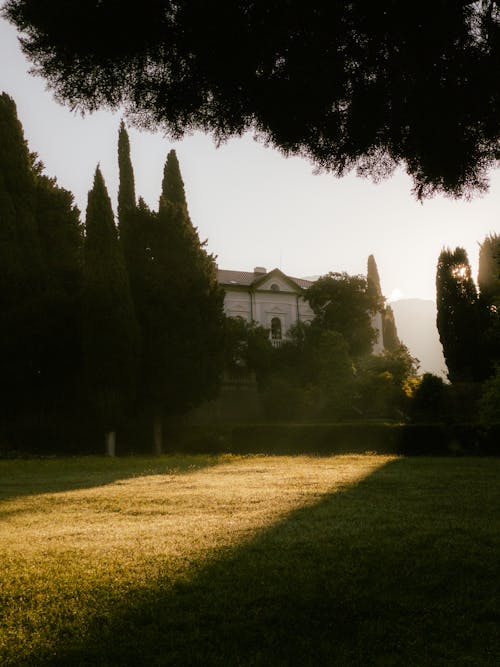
[105,430,116,457]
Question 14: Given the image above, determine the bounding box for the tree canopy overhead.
[4,1,500,199]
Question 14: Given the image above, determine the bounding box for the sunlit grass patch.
[1,455,499,665]
[0,454,388,664]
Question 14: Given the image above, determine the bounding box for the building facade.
[217,266,315,345]
[217,265,384,352]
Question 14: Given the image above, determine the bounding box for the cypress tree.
[0,94,42,281]
[161,150,187,206]
[83,167,139,454]
[478,233,500,309]
[367,254,383,306]
[436,247,485,383]
[0,93,47,440]
[33,171,83,428]
[0,93,86,450]
[382,305,401,352]
[478,234,500,375]
[117,120,136,263]
[143,150,224,452]
[367,254,400,352]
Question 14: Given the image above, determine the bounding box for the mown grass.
[1,455,499,665]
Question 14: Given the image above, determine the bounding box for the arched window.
[270,283,280,291]
[271,317,282,340]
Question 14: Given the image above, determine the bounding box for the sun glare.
[389,288,404,302]
[452,265,468,279]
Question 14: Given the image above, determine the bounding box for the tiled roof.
[291,276,315,289]
[217,269,256,286]
[217,268,314,290]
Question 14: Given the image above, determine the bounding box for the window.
[271,317,282,340]
[270,283,280,291]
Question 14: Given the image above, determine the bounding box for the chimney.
[253,266,267,275]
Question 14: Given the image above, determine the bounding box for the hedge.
[174,422,500,457]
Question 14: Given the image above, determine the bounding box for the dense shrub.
[170,422,499,457]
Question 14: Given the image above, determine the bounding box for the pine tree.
[436,247,485,383]
[83,167,139,454]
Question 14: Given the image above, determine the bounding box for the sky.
[1,14,499,303]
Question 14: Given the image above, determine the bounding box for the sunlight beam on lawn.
[0,455,394,663]
[1,455,392,567]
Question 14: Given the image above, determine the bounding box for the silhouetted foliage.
[356,345,419,419]
[436,247,486,383]
[366,254,384,310]
[382,305,401,352]
[223,317,273,385]
[33,172,83,408]
[83,167,139,435]
[5,1,499,198]
[437,244,500,385]
[0,93,44,430]
[305,272,377,358]
[260,323,357,421]
[478,233,500,307]
[477,234,500,380]
[140,150,225,420]
[367,254,401,351]
[410,373,447,422]
[0,93,85,450]
[478,365,500,422]
[117,120,136,265]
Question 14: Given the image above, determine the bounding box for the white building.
[217,266,315,345]
[217,265,384,352]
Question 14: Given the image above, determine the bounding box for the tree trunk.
[153,414,163,455]
[105,430,116,457]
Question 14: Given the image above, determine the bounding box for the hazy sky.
[1,14,499,302]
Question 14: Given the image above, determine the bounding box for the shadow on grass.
[0,455,223,503]
[47,457,500,666]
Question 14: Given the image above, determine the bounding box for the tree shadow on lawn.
[0,455,222,503]
[51,457,500,666]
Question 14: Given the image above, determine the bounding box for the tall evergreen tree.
[0,93,47,439]
[83,167,139,454]
[142,150,225,452]
[33,169,83,418]
[436,247,485,383]
[478,233,500,309]
[0,93,85,450]
[478,234,500,375]
[161,150,187,206]
[367,254,400,352]
[117,120,136,262]
[366,254,384,308]
[382,306,401,352]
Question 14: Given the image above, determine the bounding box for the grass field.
[1,454,499,666]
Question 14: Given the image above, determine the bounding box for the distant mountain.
[390,299,447,378]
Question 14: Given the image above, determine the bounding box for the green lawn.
[1,454,499,665]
